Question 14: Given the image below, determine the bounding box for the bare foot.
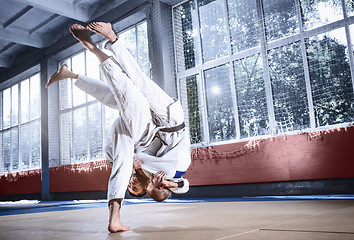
[108,199,130,233]
[87,22,117,42]
[69,24,97,51]
[45,65,77,88]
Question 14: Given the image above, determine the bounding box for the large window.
[52,21,149,166]
[0,74,41,173]
[174,0,354,145]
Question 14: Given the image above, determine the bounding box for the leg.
[45,65,77,88]
[70,24,109,63]
[87,22,177,124]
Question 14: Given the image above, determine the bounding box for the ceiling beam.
[13,0,91,22]
[0,26,46,48]
[3,6,33,28]
[89,0,130,19]
[0,55,15,68]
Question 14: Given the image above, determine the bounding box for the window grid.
[0,74,41,173]
[173,0,354,146]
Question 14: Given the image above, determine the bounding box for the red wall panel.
[1,127,354,196]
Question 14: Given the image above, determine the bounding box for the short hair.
[147,187,171,202]
[128,189,147,198]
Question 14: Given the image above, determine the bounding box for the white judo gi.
[74,38,191,201]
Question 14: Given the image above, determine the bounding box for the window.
[53,21,149,166]
[174,0,354,145]
[0,74,41,173]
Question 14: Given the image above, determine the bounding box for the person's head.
[127,172,148,198]
[146,172,171,202]
[146,184,171,202]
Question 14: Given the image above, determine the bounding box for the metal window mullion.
[199,70,210,145]
[28,78,33,170]
[195,0,210,144]
[223,0,241,140]
[296,0,316,130]
[70,59,75,164]
[84,51,90,161]
[256,0,276,135]
[342,0,354,97]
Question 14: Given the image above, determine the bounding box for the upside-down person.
[46,22,191,233]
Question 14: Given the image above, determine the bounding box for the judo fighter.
[46,22,191,232]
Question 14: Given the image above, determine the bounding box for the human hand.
[151,171,166,189]
[133,159,143,169]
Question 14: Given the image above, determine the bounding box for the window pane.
[306,28,354,126]
[104,106,120,146]
[119,27,137,59]
[268,42,310,133]
[180,75,204,144]
[3,88,11,129]
[234,54,269,138]
[346,0,354,17]
[198,0,228,62]
[30,120,41,169]
[11,85,18,126]
[20,79,30,123]
[174,0,200,71]
[3,130,11,172]
[11,127,19,171]
[72,52,86,107]
[300,0,343,31]
[20,123,30,170]
[137,22,150,77]
[204,64,236,141]
[263,0,299,41]
[59,60,72,110]
[30,74,40,120]
[73,107,87,162]
[86,50,100,102]
[88,103,103,160]
[60,111,73,164]
[228,0,260,53]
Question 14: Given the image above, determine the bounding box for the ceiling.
[0,0,130,74]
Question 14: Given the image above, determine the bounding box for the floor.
[1,196,354,240]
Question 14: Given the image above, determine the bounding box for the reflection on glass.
[268,42,310,133]
[59,59,72,110]
[30,74,40,120]
[11,85,18,126]
[346,0,354,17]
[11,128,19,171]
[73,108,87,162]
[263,0,299,41]
[3,130,11,172]
[228,0,259,53]
[20,80,30,124]
[119,27,137,59]
[234,54,269,138]
[31,120,41,169]
[205,64,236,141]
[20,123,30,169]
[72,52,86,107]
[306,27,354,126]
[137,22,150,77]
[199,0,228,62]
[174,0,200,70]
[300,0,343,31]
[3,89,11,129]
[89,103,103,160]
[179,75,203,144]
[60,111,73,164]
